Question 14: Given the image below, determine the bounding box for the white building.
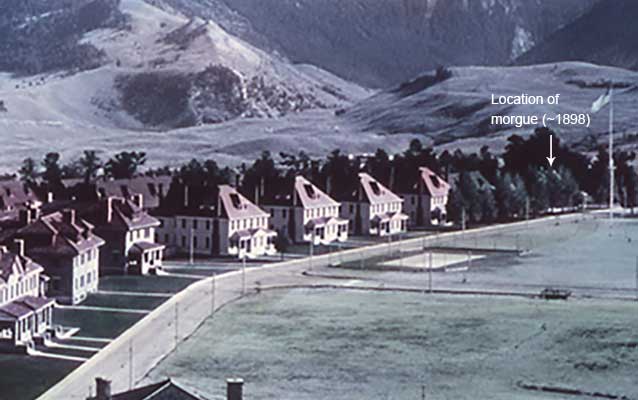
[340,173,408,236]
[156,185,276,259]
[265,176,348,245]
[400,167,450,227]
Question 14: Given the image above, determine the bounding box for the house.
[15,210,104,305]
[79,196,164,275]
[0,243,55,353]
[156,184,277,259]
[265,176,348,244]
[0,180,45,222]
[400,167,451,227]
[88,377,210,400]
[339,173,408,236]
[94,176,171,211]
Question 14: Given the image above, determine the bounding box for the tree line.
[14,127,638,225]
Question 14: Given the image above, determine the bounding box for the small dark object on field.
[539,288,571,300]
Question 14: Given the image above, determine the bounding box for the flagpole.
[609,85,614,221]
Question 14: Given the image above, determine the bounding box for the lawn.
[82,293,167,310]
[99,275,196,294]
[147,289,638,400]
[54,307,143,339]
[0,354,79,400]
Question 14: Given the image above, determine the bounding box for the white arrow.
[546,134,556,167]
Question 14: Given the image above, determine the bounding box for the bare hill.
[344,62,638,153]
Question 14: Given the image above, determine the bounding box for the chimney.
[260,177,265,198]
[95,377,112,400]
[106,197,113,224]
[19,208,32,226]
[226,378,243,400]
[46,192,54,203]
[11,239,25,257]
[132,193,143,209]
[184,185,190,209]
[254,185,259,205]
[62,209,76,225]
[326,175,332,196]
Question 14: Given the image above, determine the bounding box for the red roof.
[359,173,402,205]
[420,167,450,197]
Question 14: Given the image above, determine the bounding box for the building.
[156,185,277,259]
[0,180,45,222]
[217,185,276,258]
[339,173,408,236]
[265,176,348,244]
[15,210,105,304]
[0,243,55,353]
[400,167,450,227]
[88,377,210,400]
[94,176,171,211]
[79,196,164,275]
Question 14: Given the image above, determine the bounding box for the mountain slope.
[517,0,638,71]
[0,0,370,131]
[158,0,596,87]
[344,62,638,152]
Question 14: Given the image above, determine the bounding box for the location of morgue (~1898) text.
[489,93,590,129]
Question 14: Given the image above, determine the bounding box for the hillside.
[344,62,638,153]
[0,0,370,132]
[517,0,638,72]
[155,0,596,88]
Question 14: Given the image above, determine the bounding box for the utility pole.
[189,227,194,265]
[421,385,426,400]
[609,86,615,221]
[461,208,466,231]
[428,251,433,293]
[242,255,246,295]
[309,229,315,270]
[174,302,179,348]
[635,256,638,302]
[525,197,530,225]
[211,273,216,316]
[128,340,133,390]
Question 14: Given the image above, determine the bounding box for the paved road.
[37,213,584,400]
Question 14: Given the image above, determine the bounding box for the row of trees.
[18,150,149,187]
[15,127,638,226]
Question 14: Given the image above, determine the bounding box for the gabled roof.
[0,180,41,213]
[80,197,160,231]
[95,176,172,210]
[0,247,43,285]
[358,173,402,205]
[89,379,207,400]
[420,167,450,197]
[294,176,340,209]
[218,185,268,220]
[17,211,105,256]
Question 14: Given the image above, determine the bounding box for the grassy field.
[147,289,638,400]
[99,275,197,293]
[0,354,79,400]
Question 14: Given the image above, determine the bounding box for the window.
[206,220,211,230]
[193,237,198,249]
[193,220,198,230]
[283,209,287,218]
[205,237,210,249]
[304,184,317,199]
[182,236,187,247]
[229,193,242,209]
[182,219,187,229]
[165,234,169,243]
[369,181,381,196]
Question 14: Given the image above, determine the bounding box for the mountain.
[0,0,370,129]
[517,0,638,72]
[343,62,638,153]
[156,0,597,87]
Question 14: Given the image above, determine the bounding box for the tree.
[105,151,147,179]
[274,233,290,261]
[511,174,528,217]
[41,152,62,187]
[78,150,103,183]
[495,172,515,219]
[458,172,482,223]
[18,158,38,185]
[480,188,497,223]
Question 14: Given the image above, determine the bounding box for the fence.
[37,212,583,399]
